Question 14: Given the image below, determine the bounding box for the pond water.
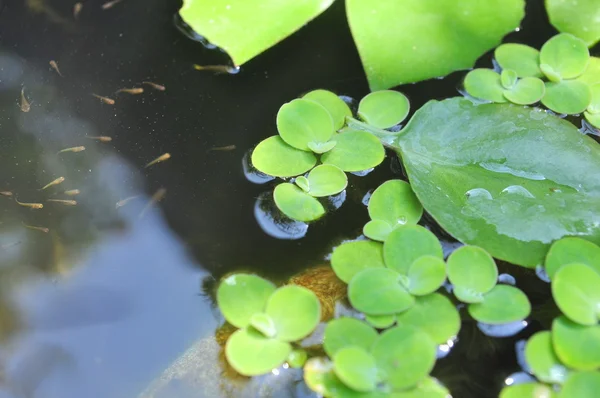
[0,0,597,397]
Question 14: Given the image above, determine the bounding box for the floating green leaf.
[545,237,600,279]
[323,317,379,357]
[287,348,308,368]
[559,371,600,398]
[363,220,393,242]
[368,180,423,227]
[307,140,337,154]
[365,313,396,329]
[304,358,367,398]
[383,225,443,276]
[553,263,600,326]
[542,80,591,115]
[371,326,437,391]
[406,256,447,296]
[251,136,317,177]
[273,183,326,222]
[503,77,546,105]
[277,99,334,151]
[179,0,334,66]
[495,43,543,78]
[395,293,460,344]
[540,33,590,82]
[333,346,378,392]
[552,316,600,370]
[392,97,600,268]
[468,284,531,324]
[265,285,320,342]
[225,328,291,376]
[250,312,277,337]
[501,69,518,90]
[321,130,385,172]
[346,0,525,90]
[586,111,600,129]
[588,84,600,114]
[577,57,600,86]
[463,69,506,103]
[217,274,276,328]
[331,240,385,283]
[392,377,451,398]
[525,331,569,384]
[348,268,414,315]
[546,0,600,48]
[295,176,310,192]
[447,245,498,302]
[358,91,410,129]
[500,383,557,398]
[299,165,347,197]
[303,89,352,130]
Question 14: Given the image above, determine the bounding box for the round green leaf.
[249,313,277,338]
[273,183,326,222]
[303,89,352,130]
[552,263,600,326]
[320,129,385,172]
[540,33,590,81]
[468,284,531,324]
[287,348,308,368]
[348,268,414,315]
[542,80,592,115]
[304,358,378,398]
[553,316,600,370]
[500,383,557,398]
[331,240,385,284]
[577,56,600,86]
[447,245,498,299]
[503,77,546,105]
[495,43,543,78]
[383,225,443,276]
[217,274,276,328]
[265,285,320,342]
[323,317,379,357]
[545,237,600,279]
[307,140,337,154]
[585,111,600,129]
[333,346,378,392]
[225,328,291,376]
[276,99,334,151]
[358,90,410,129]
[525,331,570,384]
[392,377,451,398]
[295,176,310,192]
[588,84,600,114]
[303,164,347,197]
[365,313,396,329]
[559,371,600,398]
[501,69,518,90]
[395,293,460,344]
[407,256,447,296]
[453,286,485,304]
[546,0,600,48]
[363,220,394,242]
[371,325,437,391]
[251,136,317,177]
[368,180,423,227]
[463,69,507,103]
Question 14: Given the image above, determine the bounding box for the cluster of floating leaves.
[500,237,600,398]
[250,89,409,224]
[463,33,600,129]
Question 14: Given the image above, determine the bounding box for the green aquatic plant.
[545,0,600,48]
[217,273,320,376]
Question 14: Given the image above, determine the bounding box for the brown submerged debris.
[91,93,115,105]
[145,153,171,168]
[49,60,63,77]
[20,88,31,112]
[142,81,165,91]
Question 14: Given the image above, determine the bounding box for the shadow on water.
[0,0,597,397]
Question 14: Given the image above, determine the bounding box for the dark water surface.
[0,0,596,397]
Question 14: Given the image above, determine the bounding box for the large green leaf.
[392,98,600,268]
[179,0,334,66]
[346,0,525,90]
[545,0,600,48]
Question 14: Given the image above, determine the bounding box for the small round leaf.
[453,286,485,304]
[371,325,437,391]
[540,33,590,81]
[447,245,498,298]
[331,240,385,283]
[552,263,600,326]
[251,136,317,177]
[495,43,543,78]
[307,140,337,154]
[525,331,570,384]
[559,371,600,398]
[303,89,352,130]
[225,328,291,376]
[321,130,385,172]
[383,225,443,276]
[546,0,600,48]
[323,317,379,357]
[577,56,600,86]
[392,377,451,398]
[552,315,600,370]
[396,293,460,345]
[585,111,600,129]
[503,77,546,105]
[407,256,447,296]
[265,285,321,342]
[358,90,410,129]
[303,164,348,197]
[287,348,308,368]
[368,180,423,227]
[588,83,600,114]
[249,313,277,338]
[217,274,276,328]
[365,313,397,329]
[363,220,393,242]
[468,285,531,324]
[545,237,600,279]
[304,358,368,398]
[348,268,414,315]
[295,176,310,192]
[542,80,592,115]
[276,99,334,151]
[501,69,518,89]
[463,69,507,103]
[273,183,326,222]
[333,346,379,392]
[500,383,557,398]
